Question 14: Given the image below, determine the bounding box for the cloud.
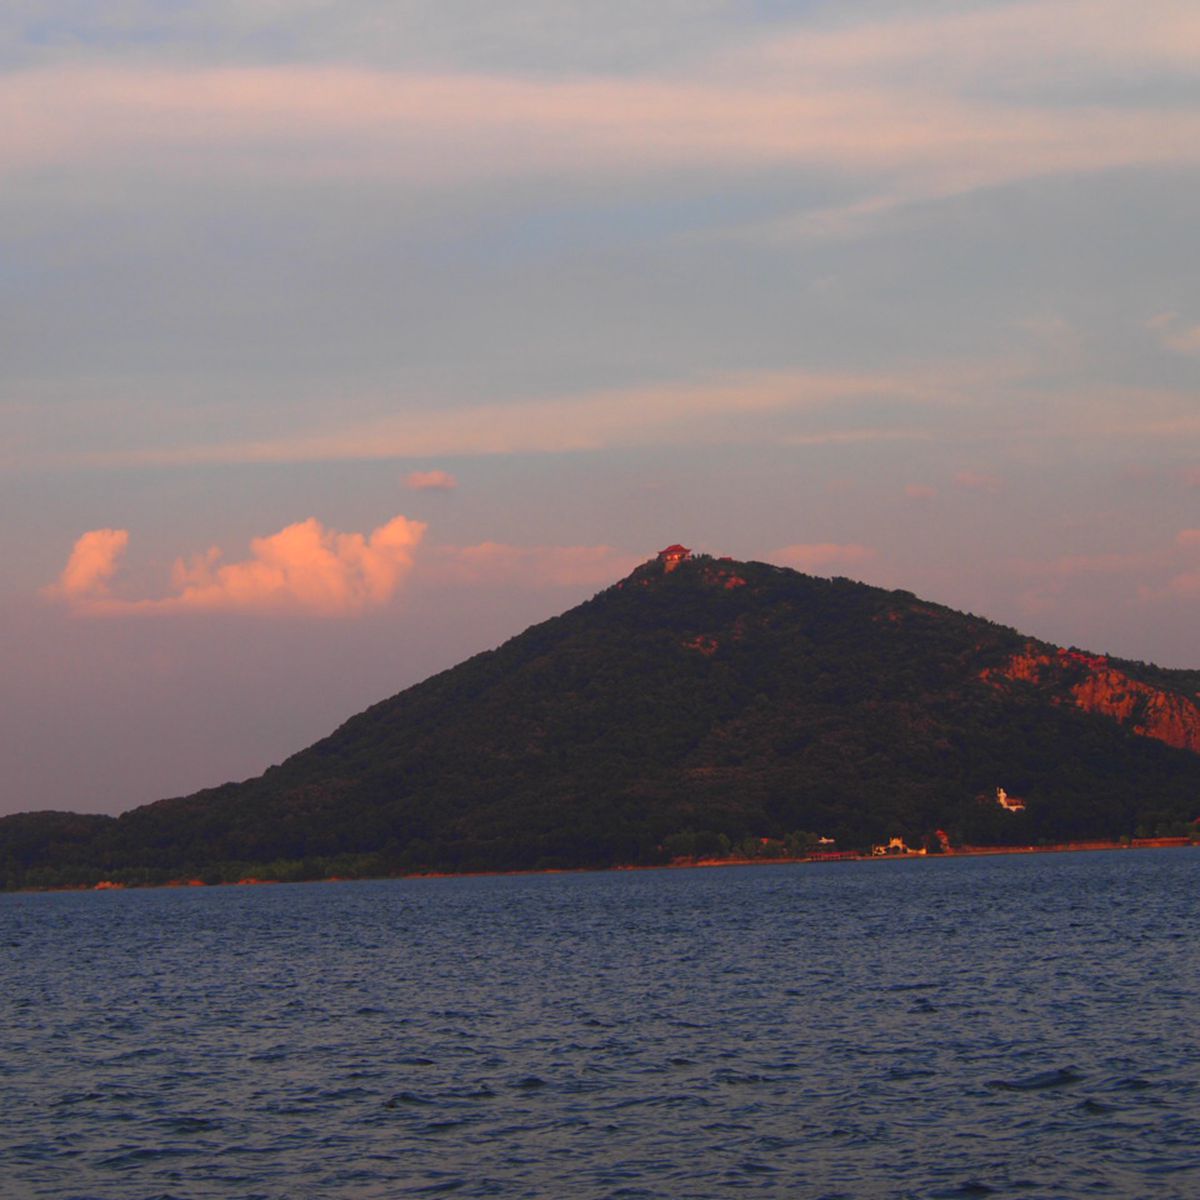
[43,528,129,602]
[1012,542,1200,613]
[740,0,1200,82]
[23,357,1193,480]
[771,543,876,574]
[74,367,957,468]
[904,484,938,501]
[1157,566,1200,598]
[4,0,1199,220]
[47,515,426,616]
[405,469,458,491]
[1,64,935,183]
[428,542,641,588]
[953,470,1001,493]
[1011,553,1149,616]
[1048,389,1200,441]
[1032,553,1155,579]
[1147,313,1200,357]
[46,522,638,612]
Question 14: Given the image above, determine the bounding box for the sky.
[2,0,1198,817]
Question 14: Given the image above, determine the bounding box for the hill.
[4,549,1199,888]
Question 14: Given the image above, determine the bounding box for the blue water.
[2,850,1198,1199]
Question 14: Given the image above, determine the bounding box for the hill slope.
[4,551,1199,887]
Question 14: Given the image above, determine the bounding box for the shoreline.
[14,836,1196,894]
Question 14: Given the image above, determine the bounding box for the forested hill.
[4,550,1200,888]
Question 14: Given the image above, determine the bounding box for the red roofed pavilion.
[658,544,691,571]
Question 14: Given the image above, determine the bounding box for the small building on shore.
[872,836,926,857]
[996,787,1026,813]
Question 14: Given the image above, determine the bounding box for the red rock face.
[988,650,1051,683]
[984,644,1200,754]
[700,563,747,588]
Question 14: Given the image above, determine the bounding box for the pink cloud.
[1147,313,1200,357]
[101,367,947,469]
[771,543,876,574]
[44,528,129,602]
[7,5,1200,219]
[1158,569,1200,598]
[953,470,1001,492]
[1010,551,1159,611]
[47,515,426,616]
[1012,539,1200,612]
[405,469,458,491]
[1049,553,1154,577]
[430,543,640,588]
[904,484,938,501]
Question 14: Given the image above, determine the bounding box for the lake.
[2,849,1198,1199]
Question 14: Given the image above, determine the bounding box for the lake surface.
[2,850,1198,1199]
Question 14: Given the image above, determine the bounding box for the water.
[2,850,1198,1199]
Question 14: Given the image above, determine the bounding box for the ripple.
[988,1066,1085,1092]
[4,853,1199,1199]
[511,1075,547,1090]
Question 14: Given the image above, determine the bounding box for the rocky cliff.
[984,646,1200,754]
